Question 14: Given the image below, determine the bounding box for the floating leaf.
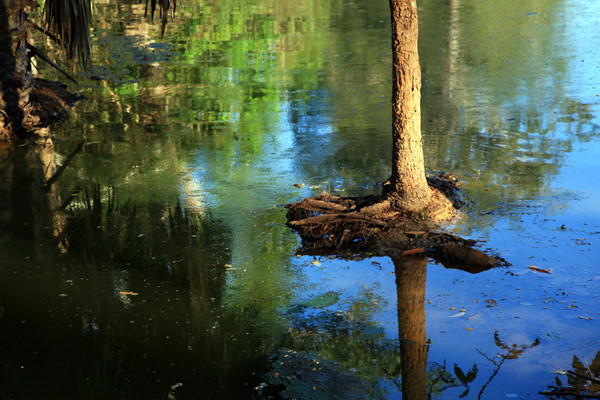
[286,291,340,314]
[300,292,340,308]
[450,312,465,318]
[529,265,552,274]
[485,299,498,307]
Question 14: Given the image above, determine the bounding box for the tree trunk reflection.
[394,255,428,400]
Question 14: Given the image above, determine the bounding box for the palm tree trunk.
[0,0,37,140]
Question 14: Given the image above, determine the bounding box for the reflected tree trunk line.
[394,255,428,400]
[38,138,70,253]
[0,140,69,254]
[446,0,460,98]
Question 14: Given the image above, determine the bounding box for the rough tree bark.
[385,0,431,212]
[0,0,34,140]
[0,0,81,142]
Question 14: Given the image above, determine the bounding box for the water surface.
[1,0,599,398]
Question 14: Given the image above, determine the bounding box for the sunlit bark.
[386,0,431,212]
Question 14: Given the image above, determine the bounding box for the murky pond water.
[1,0,600,398]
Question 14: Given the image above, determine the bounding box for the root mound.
[30,78,82,129]
[286,175,503,271]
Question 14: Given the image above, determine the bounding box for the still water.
[1,0,600,398]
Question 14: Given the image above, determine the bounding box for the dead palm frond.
[42,0,92,68]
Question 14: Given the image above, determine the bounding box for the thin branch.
[540,388,600,399]
[477,357,505,400]
[567,370,600,385]
[56,188,81,211]
[25,20,61,45]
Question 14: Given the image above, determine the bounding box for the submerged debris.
[262,348,378,400]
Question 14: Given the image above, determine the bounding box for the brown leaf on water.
[529,265,552,274]
[401,248,426,256]
[485,299,498,307]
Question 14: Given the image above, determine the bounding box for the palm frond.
[43,0,92,68]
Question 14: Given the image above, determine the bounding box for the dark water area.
[1,0,600,398]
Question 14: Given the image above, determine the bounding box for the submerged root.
[286,174,504,270]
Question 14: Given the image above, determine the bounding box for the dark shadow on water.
[0,144,544,399]
[0,145,275,399]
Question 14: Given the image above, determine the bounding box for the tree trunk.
[394,255,428,400]
[386,0,431,212]
[0,0,37,141]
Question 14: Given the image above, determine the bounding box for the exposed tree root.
[286,173,505,271]
[1,78,81,142]
[29,78,82,130]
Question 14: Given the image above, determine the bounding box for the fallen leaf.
[450,312,465,318]
[529,265,552,274]
[401,248,426,256]
[119,291,138,295]
[311,260,321,266]
[485,299,498,307]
